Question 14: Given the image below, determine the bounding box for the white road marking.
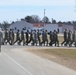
[4,53,33,75]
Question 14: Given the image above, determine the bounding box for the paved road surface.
[0,45,76,75]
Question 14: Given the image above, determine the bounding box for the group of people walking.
[2,28,76,47]
[61,29,76,47]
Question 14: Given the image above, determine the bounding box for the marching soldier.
[32,30,37,46]
[26,30,29,45]
[37,29,41,46]
[41,30,48,46]
[49,31,53,46]
[14,29,21,45]
[0,31,3,52]
[61,29,68,46]
[30,30,34,45]
[69,31,75,47]
[53,30,59,47]
[45,30,48,46]
[42,30,45,46]
[65,30,72,46]
[20,29,25,46]
[74,31,76,47]
[4,29,9,45]
[11,29,14,45]
[8,29,13,45]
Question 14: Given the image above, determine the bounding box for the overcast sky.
[0,0,76,23]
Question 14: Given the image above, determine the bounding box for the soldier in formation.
[61,29,68,46]
[4,29,9,44]
[61,29,76,47]
[49,30,59,47]
[2,28,76,47]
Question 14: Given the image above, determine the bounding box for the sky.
[0,0,76,23]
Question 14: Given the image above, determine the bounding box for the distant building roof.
[9,21,33,31]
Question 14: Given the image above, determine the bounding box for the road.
[0,45,76,75]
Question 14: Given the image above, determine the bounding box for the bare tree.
[42,16,50,23]
[3,21,10,30]
[52,18,56,24]
[31,15,40,23]
[25,16,33,23]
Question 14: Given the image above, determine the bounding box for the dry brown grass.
[26,48,76,70]
[58,36,64,43]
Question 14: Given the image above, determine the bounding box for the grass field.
[40,48,76,60]
[27,47,76,70]
[28,48,76,60]
[58,36,64,43]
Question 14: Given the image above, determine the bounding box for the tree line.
[0,15,76,30]
[21,15,76,25]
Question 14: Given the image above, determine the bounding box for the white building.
[9,21,33,31]
[45,24,62,32]
[33,23,62,33]
[62,24,74,32]
[9,21,74,33]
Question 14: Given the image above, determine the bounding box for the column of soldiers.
[2,28,76,47]
[61,29,76,47]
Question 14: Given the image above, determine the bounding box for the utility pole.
[75,0,76,12]
[44,9,45,30]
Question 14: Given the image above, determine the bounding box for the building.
[9,21,33,31]
[9,21,75,33]
[62,24,74,32]
[33,23,62,33]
